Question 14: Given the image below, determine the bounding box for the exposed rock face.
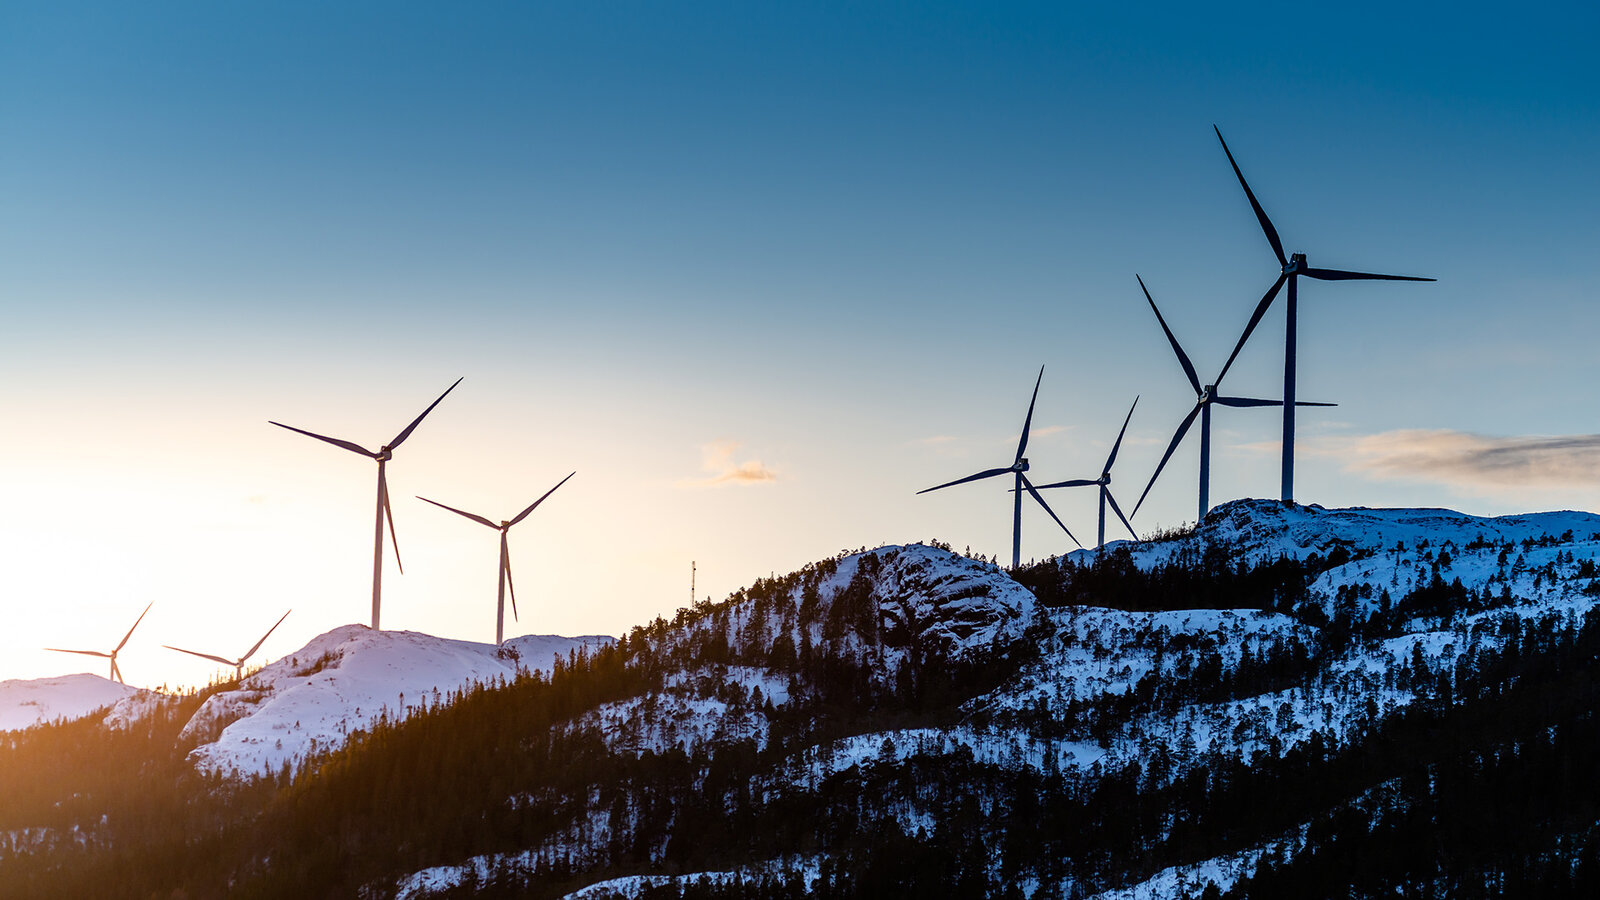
[844,544,1037,661]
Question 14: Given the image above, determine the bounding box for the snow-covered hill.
[0,673,144,732]
[573,543,1035,758]
[11,501,1600,899]
[1074,498,1600,569]
[387,501,1600,899]
[181,627,611,776]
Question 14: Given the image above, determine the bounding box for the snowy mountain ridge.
[1075,498,1600,568]
[182,626,613,776]
[10,500,1600,899]
[2,628,612,779]
[379,500,1600,898]
[0,674,144,733]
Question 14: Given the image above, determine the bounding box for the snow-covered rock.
[856,543,1038,659]
[0,673,144,732]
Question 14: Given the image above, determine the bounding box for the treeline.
[1011,541,1353,615]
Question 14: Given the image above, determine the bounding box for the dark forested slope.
[3,500,1600,899]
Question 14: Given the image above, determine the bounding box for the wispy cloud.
[1301,429,1600,494]
[683,441,778,487]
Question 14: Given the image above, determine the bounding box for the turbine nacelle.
[1012,457,1029,473]
[375,447,394,462]
[1282,252,1308,275]
[1199,384,1217,405]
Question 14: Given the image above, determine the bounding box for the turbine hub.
[1200,384,1215,403]
[1283,252,1308,275]
[500,521,511,530]
[1101,473,1111,485]
[376,447,393,461]
[1014,457,1029,472]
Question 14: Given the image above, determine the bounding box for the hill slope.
[6,500,1600,900]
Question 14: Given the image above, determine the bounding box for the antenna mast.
[691,560,696,606]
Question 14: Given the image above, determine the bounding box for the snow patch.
[0,674,144,732]
[182,626,611,777]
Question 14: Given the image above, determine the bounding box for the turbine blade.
[417,496,498,529]
[115,602,153,654]
[1294,400,1338,407]
[1132,404,1201,518]
[1103,395,1139,473]
[381,468,403,574]
[509,471,576,527]
[916,467,1013,494]
[1021,475,1081,549]
[1213,396,1282,408]
[1015,365,1045,463]
[1027,479,1099,490]
[268,422,377,458]
[504,552,519,623]
[164,646,238,667]
[387,377,463,451]
[1303,267,1434,283]
[1214,125,1286,267]
[1214,273,1286,388]
[44,648,111,658]
[241,610,293,662]
[1137,276,1201,395]
[1104,490,1139,540]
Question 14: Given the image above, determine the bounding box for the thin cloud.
[683,441,778,487]
[1302,429,1600,493]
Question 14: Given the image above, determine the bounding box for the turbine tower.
[164,610,292,681]
[45,602,152,685]
[1213,126,1433,503]
[918,366,1081,569]
[1027,397,1140,550]
[1131,276,1335,522]
[270,377,462,630]
[418,472,575,645]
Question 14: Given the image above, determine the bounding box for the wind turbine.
[164,610,292,681]
[45,602,152,685]
[918,366,1081,569]
[1131,275,1335,522]
[1027,397,1140,550]
[1213,126,1433,503]
[417,471,575,646]
[270,377,462,630]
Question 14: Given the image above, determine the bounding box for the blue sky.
[2,2,1596,684]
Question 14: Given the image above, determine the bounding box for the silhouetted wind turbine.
[270,377,462,630]
[1131,275,1336,522]
[164,610,292,681]
[418,472,575,646]
[45,602,152,685]
[918,366,1081,569]
[1027,397,1140,550]
[1213,126,1433,503]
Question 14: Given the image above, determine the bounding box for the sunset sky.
[3,2,1597,686]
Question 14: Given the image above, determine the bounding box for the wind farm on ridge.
[31,126,1435,691]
